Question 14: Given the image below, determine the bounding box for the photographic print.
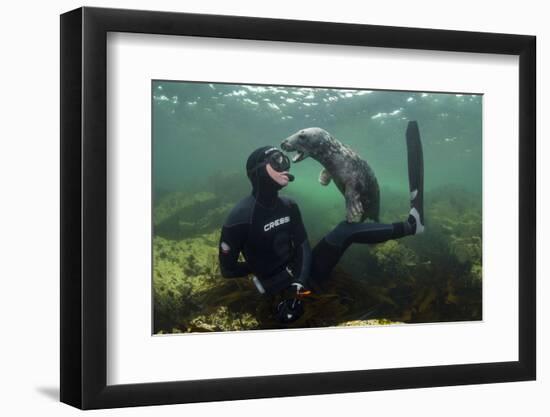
[60,8,535,407]
[152,81,482,334]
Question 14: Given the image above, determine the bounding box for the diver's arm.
[289,202,311,286]
[218,224,252,278]
[292,239,311,286]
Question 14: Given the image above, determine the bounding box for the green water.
[153,81,481,197]
[152,80,482,332]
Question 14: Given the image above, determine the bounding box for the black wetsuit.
[219,199,411,293]
[219,193,310,294]
[219,146,414,294]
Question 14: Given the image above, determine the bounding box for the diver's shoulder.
[224,195,255,227]
[279,195,299,209]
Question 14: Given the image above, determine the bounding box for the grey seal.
[281,127,380,223]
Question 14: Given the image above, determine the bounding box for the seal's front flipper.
[319,168,332,186]
[345,187,364,223]
[406,121,425,234]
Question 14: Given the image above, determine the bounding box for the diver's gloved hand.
[275,283,312,324]
[290,282,312,298]
[281,282,312,300]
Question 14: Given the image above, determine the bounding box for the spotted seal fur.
[281,127,380,223]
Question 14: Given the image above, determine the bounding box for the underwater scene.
[152,80,482,334]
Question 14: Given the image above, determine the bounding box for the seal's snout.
[281,130,311,163]
[280,139,293,152]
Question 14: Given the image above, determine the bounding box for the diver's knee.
[324,221,351,247]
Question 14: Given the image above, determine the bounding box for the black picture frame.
[60,6,536,410]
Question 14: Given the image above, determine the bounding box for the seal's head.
[280,127,333,163]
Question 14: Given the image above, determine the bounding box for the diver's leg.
[310,220,411,284]
[310,121,425,284]
[326,220,411,248]
[310,238,345,285]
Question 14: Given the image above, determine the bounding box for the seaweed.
[152,182,483,333]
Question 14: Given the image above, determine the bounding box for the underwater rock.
[371,240,418,279]
[154,191,216,225]
[153,232,222,332]
[154,191,233,240]
[187,306,259,332]
[449,236,481,263]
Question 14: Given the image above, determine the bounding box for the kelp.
[153,182,482,333]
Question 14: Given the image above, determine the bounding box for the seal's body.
[281,127,380,223]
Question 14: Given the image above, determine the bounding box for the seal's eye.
[298,132,306,139]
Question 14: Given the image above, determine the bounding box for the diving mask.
[247,148,291,175]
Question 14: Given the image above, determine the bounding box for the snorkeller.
[218,146,311,322]
[218,121,425,324]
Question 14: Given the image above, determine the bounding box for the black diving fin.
[406,121,424,233]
